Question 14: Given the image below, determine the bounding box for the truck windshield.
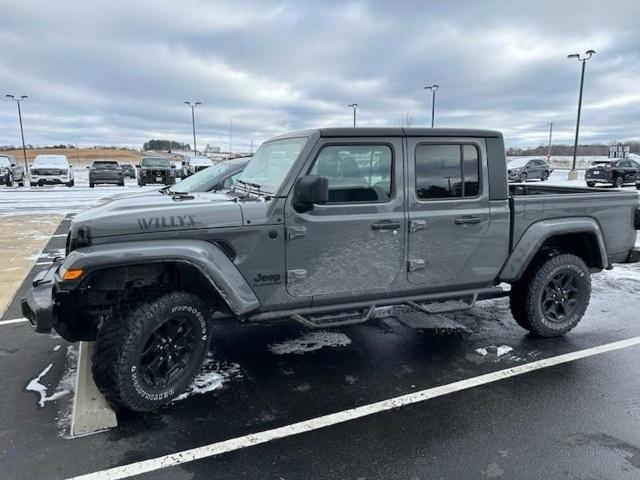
[0,157,11,167]
[141,158,170,167]
[169,163,231,193]
[236,137,307,194]
[93,161,119,169]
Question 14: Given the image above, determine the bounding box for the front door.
[406,138,500,288]
[285,138,405,298]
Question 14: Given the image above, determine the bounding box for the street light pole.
[567,50,595,179]
[424,84,439,127]
[347,104,358,127]
[184,101,202,155]
[5,94,29,170]
[547,122,553,161]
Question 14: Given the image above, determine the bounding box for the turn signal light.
[61,268,83,281]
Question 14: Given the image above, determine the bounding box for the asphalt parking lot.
[1,210,640,479]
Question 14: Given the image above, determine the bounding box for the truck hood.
[72,191,242,238]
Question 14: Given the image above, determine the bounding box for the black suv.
[88,161,125,188]
[136,157,176,186]
[586,159,640,188]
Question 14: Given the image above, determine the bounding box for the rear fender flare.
[499,217,608,282]
[59,240,260,315]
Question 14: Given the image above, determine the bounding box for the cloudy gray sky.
[1,0,639,150]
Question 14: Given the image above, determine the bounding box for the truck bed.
[509,184,639,264]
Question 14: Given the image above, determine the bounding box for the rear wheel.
[509,253,591,337]
[613,175,624,188]
[92,291,212,411]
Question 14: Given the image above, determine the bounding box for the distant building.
[205,144,221,153]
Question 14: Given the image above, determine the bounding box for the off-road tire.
[586,181,596,187]
[92,291,212,412]
[509,253,591,337]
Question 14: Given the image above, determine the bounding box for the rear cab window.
[415,143,480,200]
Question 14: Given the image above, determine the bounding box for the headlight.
[0,168,7,174]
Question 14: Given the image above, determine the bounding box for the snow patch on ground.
[173,354,242,402]
[26,345,77,409]
[475,344,519,361]
[268,331,352,355]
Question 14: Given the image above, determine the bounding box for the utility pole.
[424,85,439,127]
[250,139,254,155]
[184,101,202,155]
[547,122,553,161]
[347,103,358,127]
[5,95,29,170]
[567,50,595,179]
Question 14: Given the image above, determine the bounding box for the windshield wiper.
[233,179,272,198]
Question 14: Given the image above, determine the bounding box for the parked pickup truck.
[21,128,640,411]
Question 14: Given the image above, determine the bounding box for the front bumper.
[20,261,62,333]
[90,175,123,184]
[31,176,71,184]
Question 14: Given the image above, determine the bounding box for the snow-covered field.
[0,168,160,216]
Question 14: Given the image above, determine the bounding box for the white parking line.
[71,335,640,480]
[0,317,29,326]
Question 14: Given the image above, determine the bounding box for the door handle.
[454,216,482,225]
[371,220,401,230]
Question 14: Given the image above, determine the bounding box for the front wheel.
[92,291,212,411]
[541,170,550,181]
[509,253,591,337]
[67,179,74,187]
[5,174,13,187]
[586,181,596,187]
[519,172,527,182]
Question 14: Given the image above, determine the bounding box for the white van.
[29,155,75,187]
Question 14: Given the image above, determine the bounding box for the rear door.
[284,137,406,298]
[406,137,502,288]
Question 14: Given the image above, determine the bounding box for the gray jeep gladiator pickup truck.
[22,128,640,411]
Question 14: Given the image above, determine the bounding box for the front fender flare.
[60,240,260,315]
[499,217,608,282]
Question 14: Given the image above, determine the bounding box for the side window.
[309,144,392,203]
[415,144,480,200]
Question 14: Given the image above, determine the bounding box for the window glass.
[415,144,480,199]
[222,172,240,189]
[630,160,639,168]
[463,145,480,197]
[309,144,392,203]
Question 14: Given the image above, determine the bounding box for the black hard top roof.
[272,127,502,140]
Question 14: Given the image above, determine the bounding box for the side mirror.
[135,164,140,168]
[171,164,176,168]
[293,175,329,212]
